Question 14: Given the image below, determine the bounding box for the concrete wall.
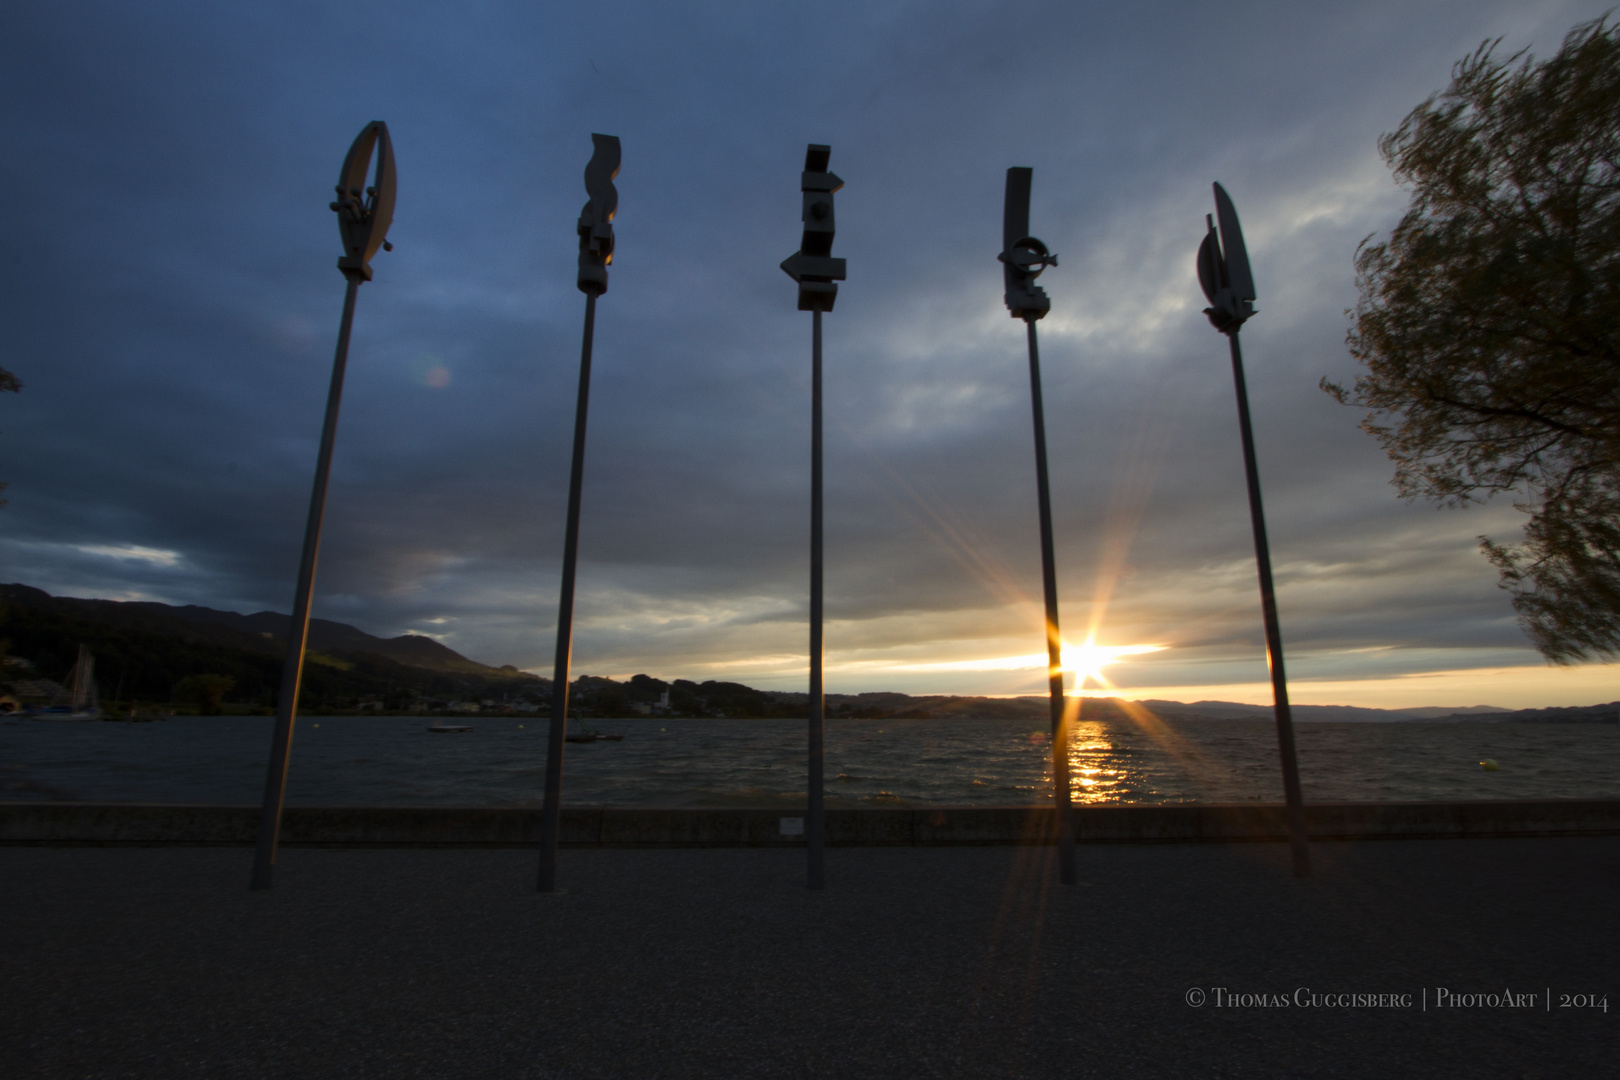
[2,799,1618,847]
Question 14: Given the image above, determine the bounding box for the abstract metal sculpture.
[1196,181,1311,878]
[781,144,845,890]
[999,167,1075,886]
[539,133,621,893]
[252,121,396,890]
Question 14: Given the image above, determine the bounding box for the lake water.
[3,714,1617,806]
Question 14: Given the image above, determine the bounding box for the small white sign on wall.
[779,816,805,836]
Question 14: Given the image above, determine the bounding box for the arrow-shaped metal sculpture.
[252,121,395,890]
[1196,181,1310,878]
[539,133,621,893]
[999,167,1074,886]
[781,145,846,311]
[781,144,844,890]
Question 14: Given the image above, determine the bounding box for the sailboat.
[36,645,103,720]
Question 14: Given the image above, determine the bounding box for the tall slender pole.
[781,144,843,890]
[1024,318,1076,885]
[251,273,361,891]
[539,290,598,893]
[1228,332,1311,878]
[807,308,826,890]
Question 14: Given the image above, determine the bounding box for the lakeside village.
[2,654,958,723]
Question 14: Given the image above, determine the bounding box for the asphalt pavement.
[2,838,1616,1078]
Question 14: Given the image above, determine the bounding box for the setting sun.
[1060,637,1165,685]
[882,637,1166,685]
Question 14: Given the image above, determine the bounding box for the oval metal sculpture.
[252,122,396,890]
[332,121,397,282]
[1194,181,1310,878]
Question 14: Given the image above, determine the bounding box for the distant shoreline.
[51,707,1618,725]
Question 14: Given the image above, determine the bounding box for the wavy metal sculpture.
[541,134,622,892]
[577,133,620,295]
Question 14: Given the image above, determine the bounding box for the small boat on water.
[427,722,473,733]
[565,723,623,743]
[33,645,102,721]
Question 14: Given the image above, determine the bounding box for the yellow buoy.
[1480,758,1500,771]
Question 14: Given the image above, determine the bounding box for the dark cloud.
[2,0,1612,704]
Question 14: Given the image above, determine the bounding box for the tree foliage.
[173,674,236,715]
[1327,17,1620,662]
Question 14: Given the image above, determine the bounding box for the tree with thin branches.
[1327,16,1620,662]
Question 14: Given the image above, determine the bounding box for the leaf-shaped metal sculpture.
[577,133,621,295]
[1214,183,1255,303]
[999,167,1056,320]
[780,144,846,311]
[1197,182,1256,334]
[1191,179,1309,877]
[1196,225,1221,307]
[331,121,396,282]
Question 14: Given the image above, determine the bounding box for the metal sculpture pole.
[1196,182,1311,878]
[252,121,396,890]
[539,133,620,893]
[999,167,1074,885]
[781,144,845,890]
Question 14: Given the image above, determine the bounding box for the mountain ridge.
[0,584,498,675]
[5,585,1613,721]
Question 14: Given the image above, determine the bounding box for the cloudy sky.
[3,1,1616,709]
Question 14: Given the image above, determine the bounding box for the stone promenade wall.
[2,799,1617,846]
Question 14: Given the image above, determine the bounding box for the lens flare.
[1061,636,1165,686]
[886,638,1165,684]
[412,353,452,388]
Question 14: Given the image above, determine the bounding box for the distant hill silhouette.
[0,584,545,710]
[1452,702,1618,724]
[0,584,496,674]
[5,585,1610,721]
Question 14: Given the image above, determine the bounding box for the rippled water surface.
[2,714,1616,805]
